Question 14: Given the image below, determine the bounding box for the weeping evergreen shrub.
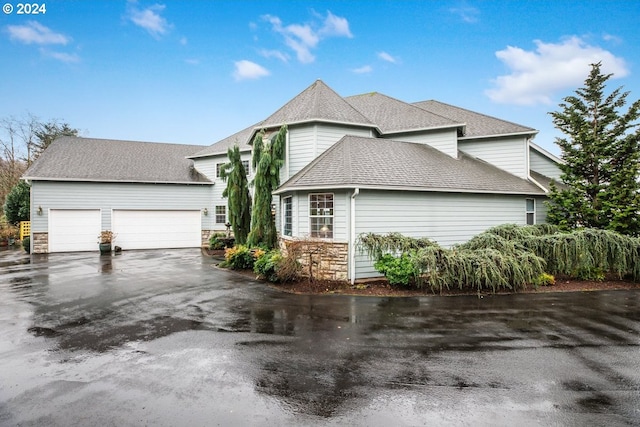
[358,225,640,291]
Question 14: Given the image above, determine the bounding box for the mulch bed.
[205,251,640,297]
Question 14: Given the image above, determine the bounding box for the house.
[23,79,562,282]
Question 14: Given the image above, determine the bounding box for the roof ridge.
[414,99,535,131]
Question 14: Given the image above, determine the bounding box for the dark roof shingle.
[275,135,545,195]
[413,100,536,138]
[24,136,211,184]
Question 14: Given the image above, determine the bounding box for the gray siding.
[530,148,562,180]
[459,136,528,179]
[385,128,458,157]
[31,181,214,233]
[195,152,252,230]
[282,190,349,242]
[287,124,371,178]
[353,190,545,278]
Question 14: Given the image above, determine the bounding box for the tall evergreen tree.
[247,125,287,248]
[547,62,640,235]
[220,145,251,245]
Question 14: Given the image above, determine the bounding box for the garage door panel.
[49,209,101,253]
[112,210,201,250]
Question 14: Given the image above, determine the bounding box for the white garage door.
[49,209,102,253]
[112,210,201,250]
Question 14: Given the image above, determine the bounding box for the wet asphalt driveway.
[0,248,639,426]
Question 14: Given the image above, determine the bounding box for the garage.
[112,210,201,250]
[49,209,102,253]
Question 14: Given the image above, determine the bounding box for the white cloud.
[127,1,172,38]
[377,51,397,63]
[602,33,622,44]
[319,11,353,38]
[352,65,372,74]
[260,49,289,62]
[6,21,70,45]
[262,10,352,64]
[486,36,629,106]
[233,60,270,81]
[449,5,480,23]
[40,49,80,63]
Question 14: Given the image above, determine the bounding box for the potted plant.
[98,230,116,254]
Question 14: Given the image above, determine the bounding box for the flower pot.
[99,243,112,255]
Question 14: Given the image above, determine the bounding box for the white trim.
[350,188,360,284]
[458,130,539,140]
[526,198,536,225]
[22,177,213,185]
[282,196,293,237]
[529,141,564,164]
[308,192,334,239]
[275,184,545,196]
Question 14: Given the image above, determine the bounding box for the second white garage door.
[112,210,201,250]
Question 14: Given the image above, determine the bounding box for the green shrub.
[253,249,301,282]
[374,253,417,286]
[254,249,282,282]
[223,245,254,270]
[534,273,555,287]
[209,233,234,250]
[22,236,30,254]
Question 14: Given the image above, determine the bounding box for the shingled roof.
[413,100,536,138]
[346,93,461,135]
[259,80,374,129]
[24,136,211,184]
[275,135,545,195]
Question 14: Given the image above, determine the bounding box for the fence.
[19,221,30,240]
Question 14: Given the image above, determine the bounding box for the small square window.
[215,205,226,224]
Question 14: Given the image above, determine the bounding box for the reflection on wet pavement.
[0,247,639,425]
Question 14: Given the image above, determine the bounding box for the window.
[216,163,224,178]
[309,193,333,238]
[526,198,535,225]
[242,160,250,177]
[215,205,226,224]
[283,196,292,237]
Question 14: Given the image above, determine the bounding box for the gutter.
[350,188,360,284]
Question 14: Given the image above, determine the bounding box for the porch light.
[37,206,43,216]
[203,208,208,216]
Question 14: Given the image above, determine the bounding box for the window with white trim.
[526,198,535,225]
[242,160,250,177]
[309,193,333,238]
[215,205,226,224]
[283,196,292,237]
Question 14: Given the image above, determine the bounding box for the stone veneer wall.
[32,232,48,254]
[201,230,213,247]
[279,238,349,281]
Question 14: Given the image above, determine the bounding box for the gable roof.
[189,123,256,158]
[413,100,536,138]
[274,135,545,195]
[24,136,211,184]
[346,93,461,135]
[259,80,374,129]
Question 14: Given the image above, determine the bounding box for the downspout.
[350,188,360,285]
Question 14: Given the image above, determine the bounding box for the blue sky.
[2,0,639,156]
